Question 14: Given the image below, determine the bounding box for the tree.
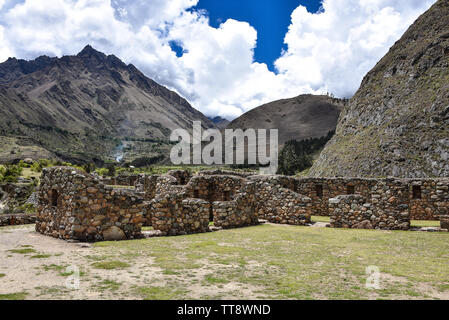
[277,130,335,176]
[277,144,312,176]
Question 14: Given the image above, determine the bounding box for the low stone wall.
[213,200,257,229]
[408,179,449,220]
[185,175,246,202]
[329,195,410,230]
[441,217,449,230]
[36,167,145,242]
[294,178,376,217]
[136,174,160,200]
[249,176,312,225]
[101,174,139,187]
[0,183,36,214]
[0,214,37,226]
[198,170,256,178]
[293,177,449,220]
[167,170,191,185]
[155,175,180,195]
[147,173,259,231]
[258,188,312,225]
[150,193,210,236]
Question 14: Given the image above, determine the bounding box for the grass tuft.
[0,292,28,300]
[30,254,52,259]
[92,261,130,270]
[9,248,36,254]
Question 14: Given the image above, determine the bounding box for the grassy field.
[1,223,448,300]
[94,224,449,300]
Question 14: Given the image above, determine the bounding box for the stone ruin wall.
[35,168,449,241]
[197,170,256,178]
[247,176,312,225]
[100,174,139,187]
[185,175,246,202]
[408,179,448,220]
[166,170,192,185]
[36,167,145,241]
[329,195,410,230]
[147,174,259,235]
[294,178,375,217]
[0,214,36,227]
[150,192,211,236]
[212,179,258,229]
[293,178,449,221]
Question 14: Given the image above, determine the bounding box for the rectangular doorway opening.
[413,186,422,199]
[315,185,323,198]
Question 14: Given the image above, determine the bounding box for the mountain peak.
[0,45,216,163]
[77,45,105,58]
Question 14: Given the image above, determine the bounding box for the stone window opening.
[412,186,422,199]
[194,189,200,198]
[315,185,323,198]
[347,185,355,195]
[180,177,186,185]
[224,191,231,201]
[51,189,59,207]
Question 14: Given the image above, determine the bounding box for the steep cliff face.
[310,0,449,178]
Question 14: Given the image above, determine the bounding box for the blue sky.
[190,0,323,72]
[0,0,436,119]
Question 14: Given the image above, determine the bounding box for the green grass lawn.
[312,216,440,228]
[94,224,449,300]
[312,216,331,223]
[411,220,441,228]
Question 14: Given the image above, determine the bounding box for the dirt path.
[0,225,151,299]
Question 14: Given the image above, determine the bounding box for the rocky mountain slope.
[208,116,230,129]
[0,45,215,164]
[227,94,344,145]
[310,0,449,178]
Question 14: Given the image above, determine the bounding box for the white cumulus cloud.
[0,0,437,119]
[275,0,436,98]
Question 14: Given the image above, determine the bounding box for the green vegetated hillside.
[310,0,449,178]
[0,45,215,165]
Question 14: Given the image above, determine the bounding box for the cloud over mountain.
[0,0,436,119]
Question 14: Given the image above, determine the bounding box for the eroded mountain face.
[310,0,449,178]
[0,45,215,163]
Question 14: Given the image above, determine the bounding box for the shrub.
[0,164,22,183]
[95,167,109,177]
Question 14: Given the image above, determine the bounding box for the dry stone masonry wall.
[35,167,449,241]
[0,213,37,226]
[36,167,145,241]
[247,176,312,225]
[150,192,210,236]
[329,195,410,230]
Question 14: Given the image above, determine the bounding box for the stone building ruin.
[36,167,449,242]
